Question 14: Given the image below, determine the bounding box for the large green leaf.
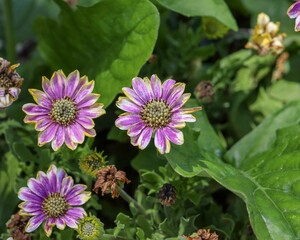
[34,0,159,106]
[156,0,238,30]
[165,105,225,177]
[202,125,300,240]
[226,100,300,167]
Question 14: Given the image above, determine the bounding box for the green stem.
[3,0,16,62]
[116,185,146,214]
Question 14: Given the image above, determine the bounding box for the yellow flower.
[245,13,286,55]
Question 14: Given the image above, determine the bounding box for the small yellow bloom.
[245,13,286,55]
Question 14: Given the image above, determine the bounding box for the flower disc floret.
[50,97,77,126]
[22,70,106,151]
[115,74,202,154]
[18,165,91,237]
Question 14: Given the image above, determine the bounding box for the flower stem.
[116,185,146,214]
[3,0,16,62]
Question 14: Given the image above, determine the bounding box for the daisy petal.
[128,122,145,137]
[51,126,65,151]
[35,118,52,131]
[56,218,66,230]
[77,117,95,129]
[154,128,170,154]
[74,81,94,104]
[137,127,153,149]
[38,124,59,146]
[62,215,78,228]
[163,127,184,145]
[161,79,176,100]
[77,93,99,108]
[150,74,162,99]
[166,83,185,107]
[66,207,86,219]
[68,123,85,144]
[132,77,152,103]
[44,218,55,237]
[51,70,66,99]
[65,184,87,199]
[122,87,145,105]
[115,114,142,130]
[288,1,300,18]
[116,97,141,113]
[23,103,49,116]
[18,187,43,203]
[66,70,80,97]
[25,214,45,233]
[67,192,91,205]
[42,77,56,99]
[28,89,52,108]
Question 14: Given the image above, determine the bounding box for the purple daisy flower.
[287,1,300,31]
[115,75,202,154]
[22,70,105,151]
[18,165,91,237]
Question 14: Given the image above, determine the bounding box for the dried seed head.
[0,58,23,109]
[6,212,31,240]
[194,81,214,102]
[158,183,177,206]
[183,228,219,240]
[93,165,130,198]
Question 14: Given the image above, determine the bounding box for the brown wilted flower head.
[194,81,214,102]
[158,183,177,206]
[183,228,219,240]
[0,57,23,109]
[6,212,31,240]
[93,165,130,198]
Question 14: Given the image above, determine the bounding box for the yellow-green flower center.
[81,221,95,236]
[50,97,77,126]
[141,100,171,129]
[42,193,68,218]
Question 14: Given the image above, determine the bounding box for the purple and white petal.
[44,218,56,237]
[74,81,94,104]
[42,77,56,99]
[65,184,87,199]
[128,122,146,137]
[18,187,43,203]
[132,77,152,103]
[288,1,300,18]
[172,112,196,123]
[161,79,176,100]
[62,215,79,228]
[27,178,48,198]
[38,124,59,146]
[35,118,52,131]
[24,114,48,123]
[51,126,65,151]
[116,97,141,113]
[137,127,153,149]
[8,87,21,99]
[65,70,80,97]
[56,218,66,230]
[150,74,162,99]
[115,114,142,130]
[68,123,85,144]
[19,202,42,214]
[23,103,49,116]
[65,207,86,219]
[77,117,95,129]
[77,103,105,119]
[77,93,99,108]
[28,89,52,108]
[50,70,66,99]
[84,128,96,137]
[25,214,46,233]
[61,177,74,196]
[296,15,300,31]
[171,93,191,111]
[166,83,185,107]
[122,87,145,105]
[154,128,171,154]
[162,127,184,145]
[65,130,78,150]
[67,192,91,206]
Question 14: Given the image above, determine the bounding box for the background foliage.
[1,0,300,239]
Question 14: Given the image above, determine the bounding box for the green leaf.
[226,100,300,167]
[0,152,20,228]
[202,125,300,240]
[34,0,159,106]
[156,0,238,31]
[165,105,225,177]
